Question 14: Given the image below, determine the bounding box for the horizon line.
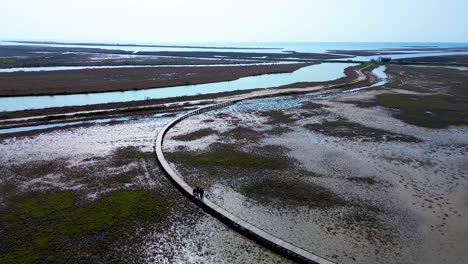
[2,39,468,45]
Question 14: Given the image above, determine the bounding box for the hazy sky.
[1,0,468,43]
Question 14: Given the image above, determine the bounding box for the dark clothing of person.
[193,187,200,199]
[193,187,204,201]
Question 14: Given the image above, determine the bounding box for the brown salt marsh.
[0,63,309,96]
[0,44,349,70]
[0,45,267,68]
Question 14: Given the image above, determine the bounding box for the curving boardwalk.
[153,64,377,263]
[154,100,336,264]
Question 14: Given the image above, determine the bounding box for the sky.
[1,0,468,43]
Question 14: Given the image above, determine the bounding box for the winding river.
[0,63,355,112]
[0,66,387,135]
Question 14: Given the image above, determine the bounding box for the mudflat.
[350,65,468,128]
[164,65,468,263]
[0,119,288,263]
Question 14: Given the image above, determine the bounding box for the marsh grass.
[263,126,294,136]
[300,101,323,110]
[167,143,293,170]
[220,126,263,141]
[111,146,150,167]
[10,159,67,179]
[347,176,378,185]
[0,181,17,196]
[241,178,347,208]
[305,119,420,142]
[0,190,168,264]
[172,128,218,141]
[259,110,298,125]
[113,168,139,184]
[375,93,468,128]
[16,192,75,219]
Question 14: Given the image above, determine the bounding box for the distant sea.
[2,40,468,54]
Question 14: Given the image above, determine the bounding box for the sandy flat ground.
[164,67,468,263]
[0,115,289,263]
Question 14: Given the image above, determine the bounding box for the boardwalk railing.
[154,99,336,264]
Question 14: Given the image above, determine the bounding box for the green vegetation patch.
[0,190,168,264]
[10,159,67,179]
[305,119,420,142]
[16,192,75,219]
[0,54,76,68]
[334,79,365,89]
[330,62,377,89]
[0,58,19,64]
[0,181,17,196]
[241,178,347,208]
[259,110,298,125]
[347,176,378,185]
[264,126,294,136]
[277,90,301,96]
[220,126,263,141]
[361,61,378,69]
[111,146,150,167]
[300,101,323,110]
[172,128,218,141]
[375,93,468,128]
[57,190,166,235]
[167,143,293,170]
[113,168,139,184]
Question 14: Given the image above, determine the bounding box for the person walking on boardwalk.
[200,188,204,200]
[193,187,198,198]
